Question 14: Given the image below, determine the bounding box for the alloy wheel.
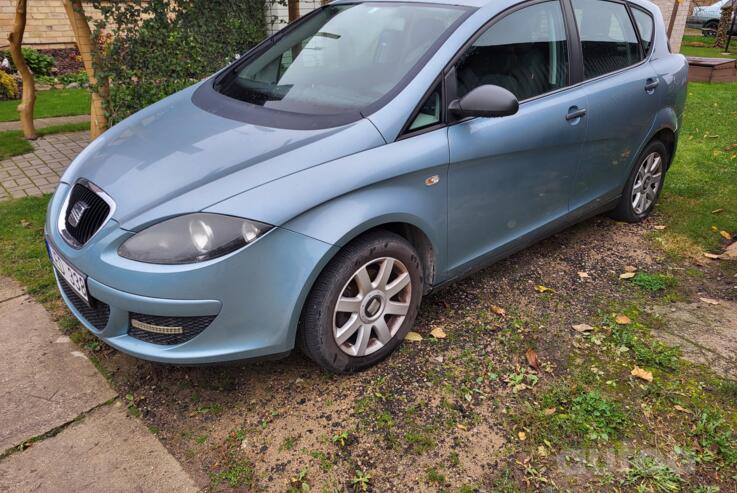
[333,257,412,357]
[631,151,663,215]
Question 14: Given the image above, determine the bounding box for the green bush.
[21,48,55,76]
[91,0,268,125]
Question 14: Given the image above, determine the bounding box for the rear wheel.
[299,231,423,373]
[609,140,668,223]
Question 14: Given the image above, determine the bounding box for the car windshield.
[215,2,467,115]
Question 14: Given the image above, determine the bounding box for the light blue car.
[46,0,687,372]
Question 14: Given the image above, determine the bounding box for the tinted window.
[572,0,641,79]
[632,8,654,54]
[455,1,568,101]
[408,85,442,132]
[216,3,466,115]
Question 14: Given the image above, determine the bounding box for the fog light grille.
[58,277,110,330]
[128,313,215,345]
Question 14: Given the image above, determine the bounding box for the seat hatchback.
[47,0,687,372]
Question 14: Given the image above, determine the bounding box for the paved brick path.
[0,131,88,201]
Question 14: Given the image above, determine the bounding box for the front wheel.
[609,140,668,223]
[299,231,423,373]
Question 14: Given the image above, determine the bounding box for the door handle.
[645,78,659,91]
[565,107,587,121]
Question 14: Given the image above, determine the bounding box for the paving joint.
[0,397,118,462]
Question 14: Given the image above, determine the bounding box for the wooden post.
[63,0,109,139]
[7,0,37,140]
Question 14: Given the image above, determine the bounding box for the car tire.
[703,21,718,36]
[609,140,669,223]
[298,230,423,373]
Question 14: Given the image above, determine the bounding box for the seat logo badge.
[425,175,440,187]
[68,200,89,227]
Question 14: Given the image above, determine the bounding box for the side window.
[408,84,442,132]
[631,7,654,54]
[572,0,642,79]
[454,1,569,102]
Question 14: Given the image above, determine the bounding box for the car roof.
[332,0,490,9]
[334,0,661,11]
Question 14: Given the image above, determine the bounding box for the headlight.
[118,213,272,264]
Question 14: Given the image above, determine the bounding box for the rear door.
[568,0,661,213]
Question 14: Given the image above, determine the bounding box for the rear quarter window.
[631,7,654,55]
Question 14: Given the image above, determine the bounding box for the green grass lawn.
[657,82,737,254]
[680,34,737,59]
[0,88,90,122]
[0,122,89,160]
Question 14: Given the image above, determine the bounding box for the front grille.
[58,277,110,330]
[128,313,216,345]
[63,182,111,246]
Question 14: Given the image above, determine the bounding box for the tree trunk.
[715,3,734,49]
[63,0,109,139]
[288,0,299,22]
[7,0,37,140]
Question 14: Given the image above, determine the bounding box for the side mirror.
[448,85,519,119]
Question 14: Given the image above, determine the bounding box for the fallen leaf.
[526,348,540,370]
[405,332,423,342]
[631,366,653,383]
[543,407,556,416]
[534,285,554,293]
[674,405,692,414]
[711,208,724,214]
[720,230,733,241]
[518,431,527,441]
[456,423,467,431]
[19,219,31,228]
[615,314,632,325]
[432,355,444,363]
[571,323,594,333]
[624,265,637,273]
[711,225,719,232]
[703,252,721,259]
[654,225,667,230]
[430,327,447,339]
[699,297,720,305]
[577,271,590,279]
[619,272,636,279]
[490,305,506,317]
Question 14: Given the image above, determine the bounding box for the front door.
[447,0,587,273]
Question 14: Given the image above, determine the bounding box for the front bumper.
[47,183,336,364]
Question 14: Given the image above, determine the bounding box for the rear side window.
[572,0,641,79]
[631,7,654,54]
[454,1,569,101]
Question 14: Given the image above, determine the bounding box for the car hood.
[62,84,385,230]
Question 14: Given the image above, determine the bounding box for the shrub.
[0,70,18,100]
[91,0,268,125]
[1,48,55,76]
[21,48,55,76]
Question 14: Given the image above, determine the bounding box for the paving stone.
[0,403,198,492]
[0,277,23,302]
[0,293,116,451]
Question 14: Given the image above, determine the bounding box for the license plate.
[48,242,89,304]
